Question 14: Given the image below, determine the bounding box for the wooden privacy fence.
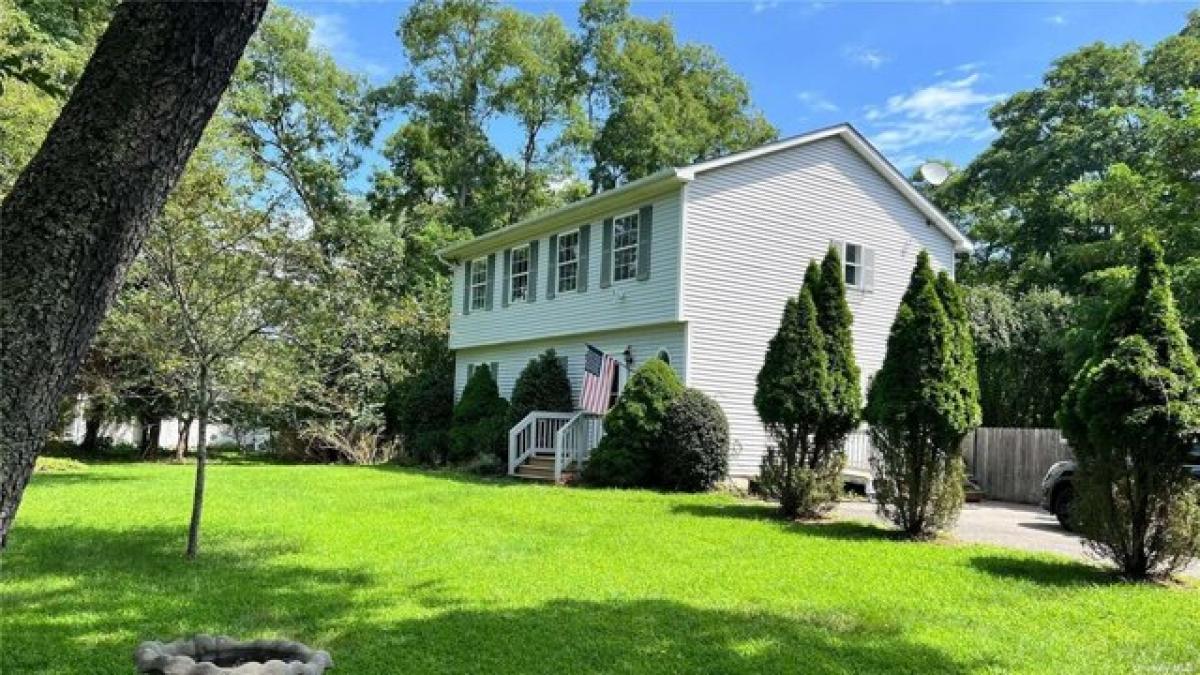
[962,427,1073,505]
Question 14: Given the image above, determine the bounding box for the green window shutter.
[466,363,476,382]
[461,260,472,315]
[502,249,511,307]
[490,362,500,384]
[546,234,558,299]
[578,224,591,292]
[528,240,539,302]
[600,217,613,288]
[637,204,653,281]
[485,254,496,310]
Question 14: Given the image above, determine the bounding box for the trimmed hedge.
[660,388,729,492]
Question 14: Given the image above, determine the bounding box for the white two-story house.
[438,124,971,482]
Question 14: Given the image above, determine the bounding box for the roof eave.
[438,168,687,262]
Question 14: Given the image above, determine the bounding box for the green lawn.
[3,462,1197,674]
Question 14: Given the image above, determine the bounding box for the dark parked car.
[1041,438,1200,531]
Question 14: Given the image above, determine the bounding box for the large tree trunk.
[0,1,269,550]
[80,412,103,455]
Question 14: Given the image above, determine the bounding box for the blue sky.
[281,0,1195,174]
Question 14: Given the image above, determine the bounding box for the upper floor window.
[509,244,530,302]
[844,243,863,289]
[557,230,580,293]
[469,257,488,310]
[612,212,639,282]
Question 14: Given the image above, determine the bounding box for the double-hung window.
[612,212,639,282]
[557,230,580,293]
[844,243,863,289]
[509,245,530,302]
[469,257,488,310]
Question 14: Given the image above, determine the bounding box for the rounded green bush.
[660,388,729,492]
[583,357,683,487]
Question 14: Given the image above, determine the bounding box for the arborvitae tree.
[755,277,834,519]
[509,349,575,424]
[936,271,983,433]
[583,357,683,488]
[450,365,510,465]
[813,246,862,466]
[1058,235,1200,579]
[865,251,974,538]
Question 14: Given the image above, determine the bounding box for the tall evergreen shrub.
[812,246,862,470]
[1058,235,1200,579]
[450,365,510,464]
[755,268,835,519]
[510,349,574,424]
[865,251,978,538]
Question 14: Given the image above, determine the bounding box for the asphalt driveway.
[834,499,1200,576]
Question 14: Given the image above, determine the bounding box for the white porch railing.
[553,411,605,482]
[508,412,575,475]
[842,430,879,493]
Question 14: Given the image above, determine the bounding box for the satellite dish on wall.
[918,161,951,186]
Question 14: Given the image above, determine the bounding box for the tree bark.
[186,366,210,560]
[81,412,103,455]
[139,415,161,459]
[0,1,269,549]
[175,417,193,462]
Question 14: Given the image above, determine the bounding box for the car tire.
[1053,484,1074,532]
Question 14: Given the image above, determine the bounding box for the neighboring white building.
[438,124,971,481]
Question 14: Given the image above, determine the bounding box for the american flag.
[580,344,618,414]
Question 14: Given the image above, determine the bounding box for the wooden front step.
[514,453,570,482]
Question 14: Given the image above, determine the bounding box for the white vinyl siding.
[509,245,530,302]
[469,257,488,311]
[449,190,681,349]
[454,323,687,403]
[557,231,580,293]
[612,211,640,282]
[681,135,958,477]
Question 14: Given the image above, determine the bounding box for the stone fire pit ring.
[134,635,333,674]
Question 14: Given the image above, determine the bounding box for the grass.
[2,463,1198,674]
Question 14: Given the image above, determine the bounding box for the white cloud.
[844,44,889,70]
[796,90,839,113]
[309,13,388,80]
[752,0,779,14]
[861,72,1006,161]
[1045,13,1067,25]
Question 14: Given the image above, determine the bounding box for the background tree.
[509,350,575,424]
[0,1,267,549]
[865,252,978,538]
[754,271,834,519]
[965,286,1073,426]
[1058,236,1200,579]
[385,346,455,465]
